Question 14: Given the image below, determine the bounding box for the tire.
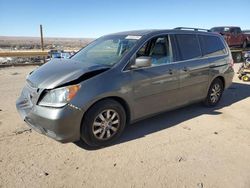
[81,99,126,147]
[204,78,224,107]
[234,52,242,63]
[242,75,250,82]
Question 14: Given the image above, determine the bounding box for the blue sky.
[0,0,249,38]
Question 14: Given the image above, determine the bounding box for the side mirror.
[131,56,152,69]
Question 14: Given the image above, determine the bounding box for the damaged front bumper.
[16,86,84,143]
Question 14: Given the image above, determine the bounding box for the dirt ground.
[0,64,250,188]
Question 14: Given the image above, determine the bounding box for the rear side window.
[175,34,201,61]
[198,35,227,57]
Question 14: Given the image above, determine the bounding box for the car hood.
[27,59,110,89]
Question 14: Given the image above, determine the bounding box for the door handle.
[183,67,189,72]
[168,69,173,75]
[209,65,216,68]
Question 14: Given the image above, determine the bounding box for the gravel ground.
[0,64,250,188]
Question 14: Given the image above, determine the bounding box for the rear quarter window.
[175,34,202,61]
[198,35,227,57]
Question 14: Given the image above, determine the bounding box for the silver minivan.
[16,28,234,146]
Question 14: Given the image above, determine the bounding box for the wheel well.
[84,96,131,125]
[109,97,131,124]
[214,76,225,90]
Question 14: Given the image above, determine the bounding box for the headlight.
[38,84,81,107]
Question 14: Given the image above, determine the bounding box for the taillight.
[228,51,234,67]
[229,58,234,67]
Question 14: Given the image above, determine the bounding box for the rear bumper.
[16,95,84,143]
[224,67,235,89]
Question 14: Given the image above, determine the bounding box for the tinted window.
[230,27,241,34]
[230,28,236,34]
[199,35,226,57]
[211,27,230,33]
[175,34,201,61]
[235,27,241,34]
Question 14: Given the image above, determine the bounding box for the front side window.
[199,35,227,57]
[136,35,173,66]
[72,35,139,66]
[175,34,202,61]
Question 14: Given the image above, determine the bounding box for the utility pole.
[40,24,44,51]
[40,24,46,63]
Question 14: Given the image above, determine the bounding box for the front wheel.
[81,99,126,147]
[204,79,224,107]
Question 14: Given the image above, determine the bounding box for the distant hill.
[0,36,94,51]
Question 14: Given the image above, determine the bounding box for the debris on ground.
[197,182,204,188]
[34,143,43,146]
[11,72,20,75]
[182,126,191,130]
[214,132,218,135]
[177,156,186,162]
[39,171,49,177]
[14,127,32,135]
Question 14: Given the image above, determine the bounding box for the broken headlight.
[38,84,81,107]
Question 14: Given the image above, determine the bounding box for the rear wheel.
[204,78,223,107]
[81,99,126,147]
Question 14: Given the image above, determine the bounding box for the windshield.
[71,35,140,66]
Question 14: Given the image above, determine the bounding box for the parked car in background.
[60,52,71,59]
[211,26,249,48]
[16,28,234,147]
[49,50,73,59]
[243,30,250,46]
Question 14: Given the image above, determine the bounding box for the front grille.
[24,81,40,106]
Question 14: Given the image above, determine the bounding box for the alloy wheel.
[210,83,221,104]
[92,109,120,140]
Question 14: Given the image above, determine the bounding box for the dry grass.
[0,50,48,57]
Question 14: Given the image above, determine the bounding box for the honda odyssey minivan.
[16,28,234,147]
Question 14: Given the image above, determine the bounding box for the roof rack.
[174,27,211,32]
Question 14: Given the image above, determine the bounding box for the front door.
[128,35,180,119]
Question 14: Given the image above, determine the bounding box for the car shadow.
[74,81,250,150]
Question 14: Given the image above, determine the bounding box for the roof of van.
[109,29,219,36]
[211,26,240,28]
